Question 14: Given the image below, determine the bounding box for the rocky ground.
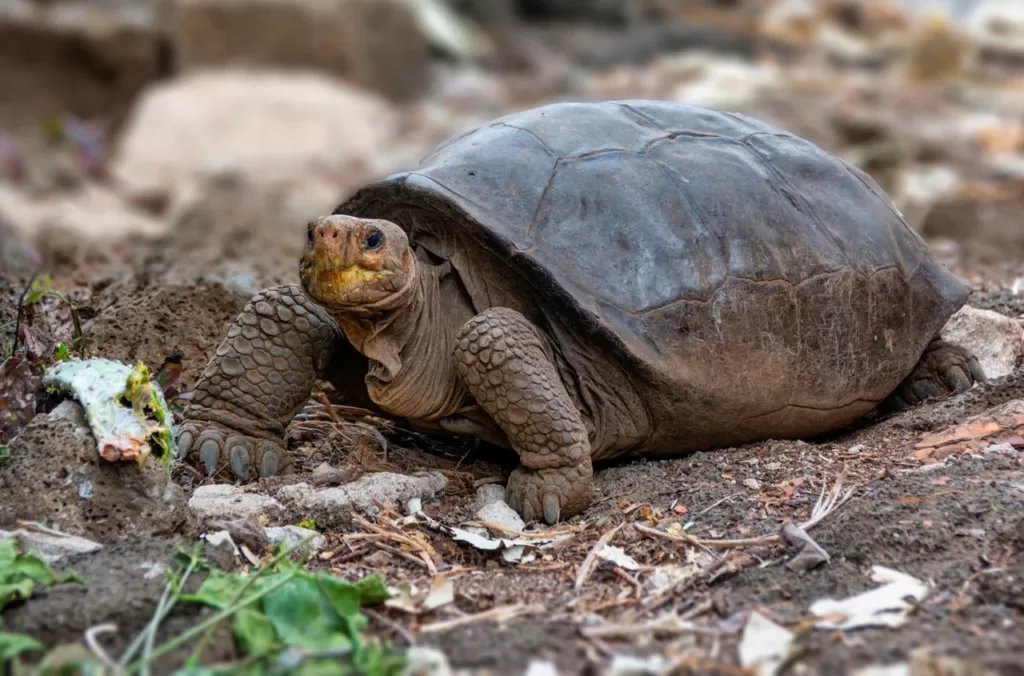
[2,1,1024,675]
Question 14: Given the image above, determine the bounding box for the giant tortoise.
[175,100,982,524]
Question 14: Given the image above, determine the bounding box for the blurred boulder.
[0,0,168,127]
[169,0,429,102]
[109,69,400,211]
[966,1,1024,61]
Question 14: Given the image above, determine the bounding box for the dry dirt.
[3,15,1024,676]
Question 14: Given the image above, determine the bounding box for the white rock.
[939,306,1024,380]
[473,483,506,510]
[965,1,1024,57]
[264,525,327,555]
[0,528,102,564]
[401,646,452,676]
[110,70,401,208]
[0,183,162,242]
[187,484,285,523]
[169,0,429,102]
[475,499,525,534]
[276,471,448,529]
[670,53,783,110]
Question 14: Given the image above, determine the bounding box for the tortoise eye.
[363,231,384,250]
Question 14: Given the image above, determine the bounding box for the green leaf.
[52,343,70,362]
[353,574,390,606]
[0,538,17,568]
[182,569,251,609]
[315,574,360,619]
[0,631,43,661]
[295,518,317,530]
[262,575,350,652]
[0,444,8,460]
[23,275,54,305]
[0,579,37,611]
[10,553,60,585]
[233,607,276,656]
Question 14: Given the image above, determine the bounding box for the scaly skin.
[175,284,338,479]
[453,307,593,524]
[882,338,986,412]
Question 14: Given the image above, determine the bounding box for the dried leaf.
[422,577,454,612]
[810,566,929,630]
[0,357,40,444]
[738,611,797,676]
[596,544,641,571]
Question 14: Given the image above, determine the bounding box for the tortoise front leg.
[453,307,594,524]
[176,284,340,480]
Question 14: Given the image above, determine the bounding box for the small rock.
[401,646,452,676]
[206,515,271,552]
[110,70,401,210]
[940,306,1024,380]
[670,52,784,110]
[276,471,448,529]
[188,484,284,524]
[524,660,559,676]
[473,483,506,511]
[984,442,1018,456]
[364,550,393,567]
[743,478,761,490]
[0,401,195,541]
[0,528,102,564]
[264,525,327,556]
[169,0,429,102]
[765,461,783,471]
[475,500,525,534]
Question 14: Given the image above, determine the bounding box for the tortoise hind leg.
[880,337,986,412]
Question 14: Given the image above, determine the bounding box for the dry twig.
[418,604,544,635]
[575,523,623,593]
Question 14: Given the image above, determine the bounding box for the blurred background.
[1,0,1024,298]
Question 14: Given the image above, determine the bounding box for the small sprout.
[53,342,70,362]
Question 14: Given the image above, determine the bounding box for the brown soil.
[4,25,1024,676]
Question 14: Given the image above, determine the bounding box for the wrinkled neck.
[329,261,426,379]
[331,259,467,421]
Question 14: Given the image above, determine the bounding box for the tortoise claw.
[542,494,561,525]
[174,422,291,481]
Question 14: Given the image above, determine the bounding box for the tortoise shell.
[335,100,969,451]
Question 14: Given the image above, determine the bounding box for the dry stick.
[83,623,121,672]
[580,620,726,640]
[316,393,341,423]
[354,516,437,575]
[418,603,545,635]
[612,567,643,600]
[696,492,743,517]
[633,524,723,558]
[459,520,578,539]
[638,472,854,550]
[574,523,623,593]
[370,540,434,572]
[364,608,416,646]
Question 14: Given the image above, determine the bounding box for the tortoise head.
[300,215,416,309]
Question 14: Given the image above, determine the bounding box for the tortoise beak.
[301,215,394,305]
